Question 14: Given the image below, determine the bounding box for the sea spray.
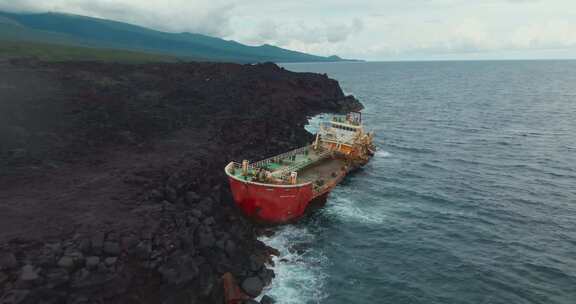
[259,226,328,304]
[375,150,391,158]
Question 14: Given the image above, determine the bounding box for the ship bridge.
[316,112,364,147]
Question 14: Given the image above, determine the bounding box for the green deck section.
[231,146,331,181]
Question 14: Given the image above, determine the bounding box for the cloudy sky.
[1,0,576,60]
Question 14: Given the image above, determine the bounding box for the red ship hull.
[225,161,350,224]
[227,176,315,224]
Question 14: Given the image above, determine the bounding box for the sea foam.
[325,193,385,224]
[259,226,328,304]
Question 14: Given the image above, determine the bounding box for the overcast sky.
[1,0,576,60]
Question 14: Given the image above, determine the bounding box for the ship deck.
[229,145,346,191]
[298,158,346,185]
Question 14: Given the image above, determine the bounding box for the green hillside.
[0,11,349,63]
[0,40,180,62]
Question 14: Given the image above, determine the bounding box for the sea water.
[260,61,576,304]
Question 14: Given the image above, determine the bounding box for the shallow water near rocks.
[259,61,576,304]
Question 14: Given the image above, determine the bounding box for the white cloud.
[0,0,575,59]
[0,0,237,36]
[247,18,363,46]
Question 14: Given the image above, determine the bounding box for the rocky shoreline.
[0,59,362,303]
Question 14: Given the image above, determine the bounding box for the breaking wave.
[259,226,328,304]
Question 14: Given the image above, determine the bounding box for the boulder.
[70,268,97,289]
[121,235,138,250]
[104,257,117,266]
[198,229,215,248]
[134,241,152,259]
[44,268,70,288]
[91,233,105,255]
[45,242,63,256]
[79,238,91,253]
[249,255,264,272]
[185,191,201,204]
[85,256,100,269]
[57,256,75,269]
[203,216,215,226]
[103,241,121,256]
[258,268,275,286]
[260,295,276,304]
[149,189,164,201]
[36,251,56,267]
[19,265,39,282]
[158,259,199,285]
[224,240,237,257]
[241,276,264,297]
[64,251,84,263]
[186,217,200,229]
[165,186,179,203]
[190,209,203,218]
[0,251,18,270]
[199,234,215,249]
[0,271,8,284]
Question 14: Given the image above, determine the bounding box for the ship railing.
[273,148,332,181]
[228,145,311,170]
[229,145,332,181]
[249,145,312,170]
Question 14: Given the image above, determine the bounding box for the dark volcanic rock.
[44,268,69,288]
[0,60,362,304]
[185,191,200,204]
[0,289,30,304]
[260,295,276,304]
[57,256,75,269]
[90,234,105,255]
[258,267,275,286]
[241,276,264,297]
[18,265,40,285]
[103,241,121,256]
[85,256,100,269]
[0,252,18,270]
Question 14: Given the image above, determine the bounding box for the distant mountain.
[0,11,353,63]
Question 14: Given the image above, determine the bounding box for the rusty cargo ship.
[225,112,375,224]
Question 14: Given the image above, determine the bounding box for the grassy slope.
[0,40,182,63]
[0,20,205,63]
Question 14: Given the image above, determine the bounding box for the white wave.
[305,115,327,134]
[326,194,385,224]
[258,226,328,304]
[375,150,391,158]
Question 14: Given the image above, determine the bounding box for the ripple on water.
[323,191,386,225]
[280,61,576,304]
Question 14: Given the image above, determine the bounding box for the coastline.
[0,59,361,303]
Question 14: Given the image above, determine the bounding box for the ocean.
[260,61,576,304]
